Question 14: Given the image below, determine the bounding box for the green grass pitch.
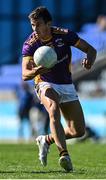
[0,141,106,179]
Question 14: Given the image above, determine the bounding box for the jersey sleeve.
[63,29,80,46]
[22,42,35,57]
[22,32,39,57]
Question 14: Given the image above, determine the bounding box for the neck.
[39,28,52,41]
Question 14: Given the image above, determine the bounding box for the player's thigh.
[40,87,60,112]
[60,100,85,130]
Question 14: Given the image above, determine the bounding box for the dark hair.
[28,6,52,23]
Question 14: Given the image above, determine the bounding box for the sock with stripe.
[45,134,54,145]
[59,149,69,157]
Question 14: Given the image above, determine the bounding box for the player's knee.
[75,128,85,138]
[68,128,85,138]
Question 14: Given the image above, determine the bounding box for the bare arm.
[22,56,50,81]
[75,38,97,70]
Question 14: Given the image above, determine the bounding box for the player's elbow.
[92,47,97,58]
[22,73,34,81]
[89,46,97,58]
[22,72,29,81]
[22,75,28,81]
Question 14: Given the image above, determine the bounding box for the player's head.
[28,6,52,32]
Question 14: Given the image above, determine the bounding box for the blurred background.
[0,0,106,142]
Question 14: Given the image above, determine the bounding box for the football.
[33,46,57,68]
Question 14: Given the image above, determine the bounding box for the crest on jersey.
[55,38,64,47]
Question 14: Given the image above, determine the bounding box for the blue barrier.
[0,98,106,140]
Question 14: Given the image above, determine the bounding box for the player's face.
[30,18,51,35]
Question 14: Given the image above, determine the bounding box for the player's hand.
[33,65,51,75]
[82,58,94,70]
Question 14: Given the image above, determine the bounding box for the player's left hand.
[82,58,94,70]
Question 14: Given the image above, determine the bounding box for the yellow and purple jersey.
[22,27,80,84]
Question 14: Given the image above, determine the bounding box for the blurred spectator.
[81,15,106,33]
[16,81,36,139]
[16,81,50,140]
[96,15,106,32]
[72,15,106,64]
[29,103,50,136]
[74,15,106,64]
